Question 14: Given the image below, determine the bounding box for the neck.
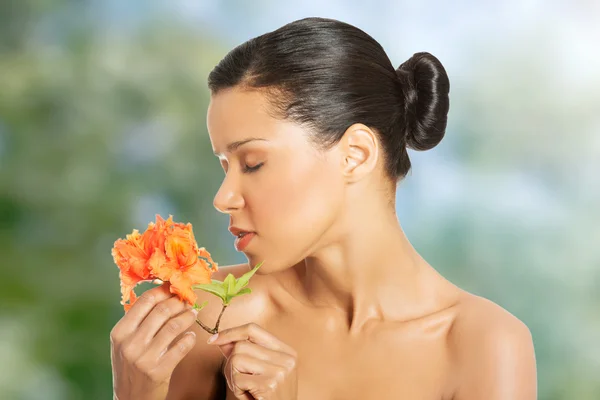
[274,195,449,336]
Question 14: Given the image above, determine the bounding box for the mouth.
[229,226,253,237]
[234,231,256,251]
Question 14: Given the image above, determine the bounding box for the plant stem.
[214,303,228,331]
[195,303,229,335]
[195,318,216,334]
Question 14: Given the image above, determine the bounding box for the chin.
[242,253,286,275]
[243,253,267,272]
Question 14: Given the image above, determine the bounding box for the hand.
[208,323,298,400]
[110,283,199,400]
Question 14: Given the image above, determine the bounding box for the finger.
[134,295,190,345]
[225,353,278,377]
[147,331,197,382]
[144,308,198,360]
[231,369,283,400]
[224,354,281,394]
[218,338,296,367]
[111,283,174,340]
[229,364,260,399]
[208,323,296,357]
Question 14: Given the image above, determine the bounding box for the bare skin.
[160,86,537,399]
[165,263,536,400]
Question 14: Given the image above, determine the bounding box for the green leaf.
[193,300,209,311]
[224,288,252,305]
[232,261,263,294]
[194,261,264,305]
[236,287,252,296]
[193,283,227,301]
[224,273,236,296]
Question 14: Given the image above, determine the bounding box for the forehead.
[207,87,314,156]
[207,88,277,142]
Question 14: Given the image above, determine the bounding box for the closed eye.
[243,163,264,173]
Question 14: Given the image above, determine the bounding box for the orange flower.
[111,214,218,311]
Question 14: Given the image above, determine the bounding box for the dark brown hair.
[208,17,450,180]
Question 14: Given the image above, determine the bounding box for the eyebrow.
[213,138,268,156]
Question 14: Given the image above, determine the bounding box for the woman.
[110,17,537,400]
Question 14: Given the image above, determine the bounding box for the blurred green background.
[1,1,598,399]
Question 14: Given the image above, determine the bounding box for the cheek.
[250,155,342,255]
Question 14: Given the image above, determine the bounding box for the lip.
[228,226,254,237]
[234,232,256,251]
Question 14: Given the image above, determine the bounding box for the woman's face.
[207,87,345,272]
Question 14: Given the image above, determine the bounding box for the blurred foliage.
[0,1,234,398]
[0,1,598,399]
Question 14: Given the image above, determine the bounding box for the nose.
[213,173,245,214]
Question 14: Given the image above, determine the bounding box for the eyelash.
[243,163,264,173]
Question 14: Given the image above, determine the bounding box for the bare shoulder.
[449,291,533,345]
[166,263,270,400]
[448,291,537,399]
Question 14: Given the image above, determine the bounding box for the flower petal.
[165,227,198,269]
[112,230,151,279]
[148,248,175,281]
[198,247,218,271]
[119,269,143,311]
[169,271,197,306]
[113,215,217,311]
[186,260,213,284]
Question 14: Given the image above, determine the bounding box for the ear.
[339,123,379,182]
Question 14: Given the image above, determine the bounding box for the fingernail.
[207,333,219,343]
[191,308,199,316]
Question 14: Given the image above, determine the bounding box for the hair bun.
[396,52,450,151]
